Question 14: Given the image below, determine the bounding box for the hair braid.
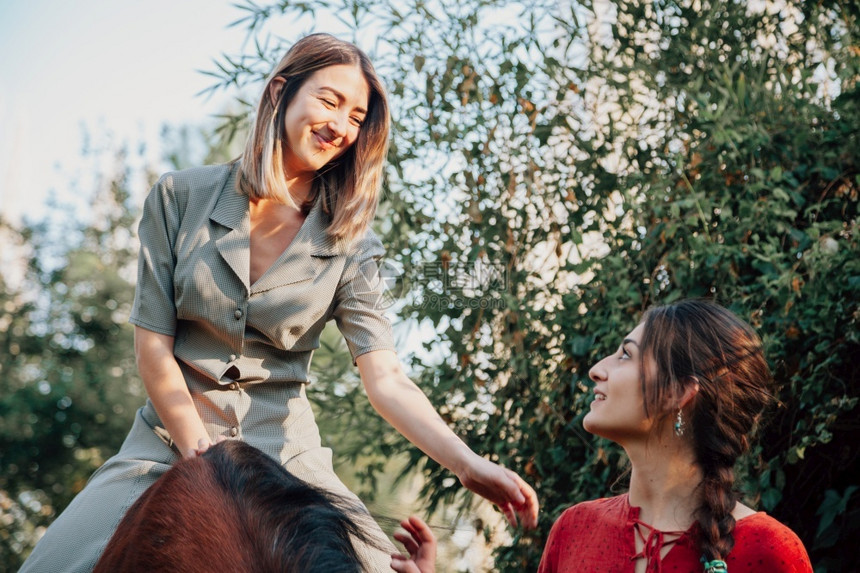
[692,383,746,562]
[640,299,772,566]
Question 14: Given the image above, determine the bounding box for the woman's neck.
[282,168,315,204]
[625,440,702,532]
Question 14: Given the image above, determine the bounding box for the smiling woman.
[237,34,390,244]
[539,299,813,573]
[21,32,538,573]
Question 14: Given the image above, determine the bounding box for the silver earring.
[674,409,685,437]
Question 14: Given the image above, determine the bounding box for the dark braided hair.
[638,299,772,565]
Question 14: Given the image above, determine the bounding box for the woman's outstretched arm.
[357,350,539,529]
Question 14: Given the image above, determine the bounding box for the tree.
[211,0,858,570]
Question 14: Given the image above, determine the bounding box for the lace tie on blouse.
[629,517,686,573]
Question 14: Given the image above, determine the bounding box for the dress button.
[229,354,237,361]
[229,427,238,437]
[229,382,239,391]
[234,309,243,319]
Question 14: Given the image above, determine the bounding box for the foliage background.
[2,0,858,571]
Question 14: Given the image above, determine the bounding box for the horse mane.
[95,440,376,572]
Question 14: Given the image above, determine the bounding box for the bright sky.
[0,0,250,223]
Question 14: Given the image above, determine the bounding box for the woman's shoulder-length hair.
[237,32,390,245]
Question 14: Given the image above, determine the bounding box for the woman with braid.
[538,299,812,573]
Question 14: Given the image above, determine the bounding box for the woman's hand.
[190,434,229,458]
[458,455,539,530]
[356,351,540,529]
[390,516,436,573]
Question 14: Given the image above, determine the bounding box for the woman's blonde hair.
[237,33,390,243]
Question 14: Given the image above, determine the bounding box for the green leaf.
[815,486,859,539]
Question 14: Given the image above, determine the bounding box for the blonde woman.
[22,34,538,572]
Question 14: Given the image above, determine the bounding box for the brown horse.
[94,440,380,572]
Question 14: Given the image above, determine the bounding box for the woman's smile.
[312,130,338,150]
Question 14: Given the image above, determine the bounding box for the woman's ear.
[679,378,700,409]
[268,77,286,108]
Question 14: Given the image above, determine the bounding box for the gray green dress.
[21,162,398,572]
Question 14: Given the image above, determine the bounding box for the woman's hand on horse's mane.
[192,434,230,457]
[457,455,539,530]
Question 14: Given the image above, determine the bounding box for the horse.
[94,440,381,572]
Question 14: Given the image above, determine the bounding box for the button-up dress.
[22,162,398,572]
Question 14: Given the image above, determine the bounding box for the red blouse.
[537,495,813,573]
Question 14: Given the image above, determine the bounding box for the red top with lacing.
[537,494,812,573]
